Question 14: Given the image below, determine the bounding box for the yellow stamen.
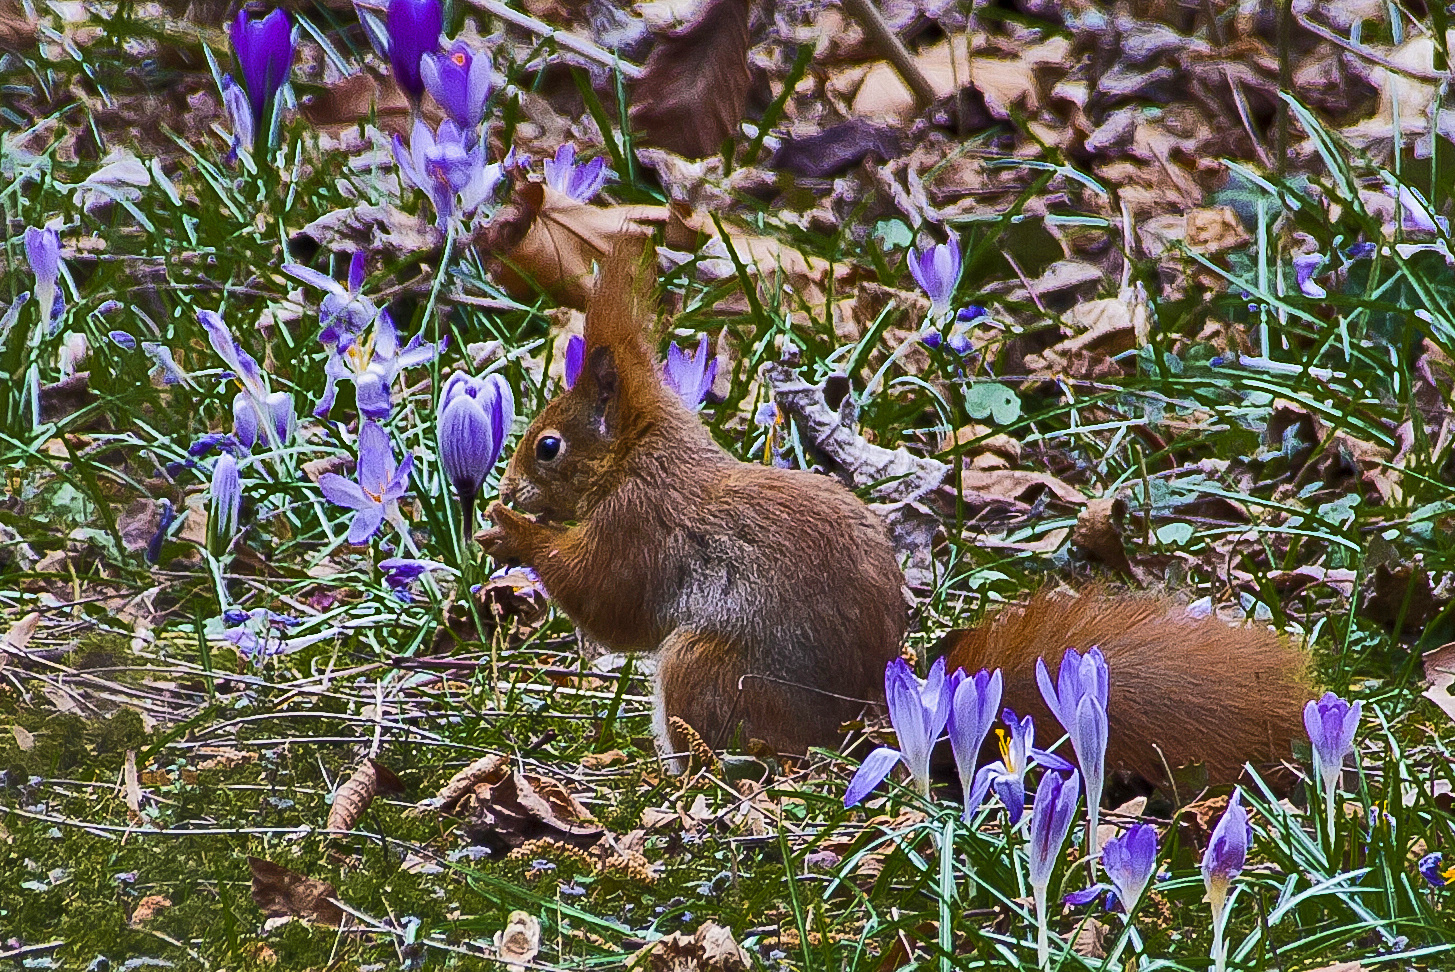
[996,727,1011,764]
[1443,864,1455,885]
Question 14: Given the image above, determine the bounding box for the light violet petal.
[844,747,903,807]
[318,473,369,510]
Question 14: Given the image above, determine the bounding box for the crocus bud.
[1304,691,1361,795]
[1201,789,1249,917]
[1102,823,1157,916]
[387,0,443,102]
[908,236,961,319]
[211,453,243,546]
[421,40,492,130]
[233,391,259,451]
[230,8,294,144]
[543,144,608,202]
[662,335,717,410]
[24,225,62,335]
[437,372,514,520]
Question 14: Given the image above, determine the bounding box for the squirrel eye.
[535,434,563,462]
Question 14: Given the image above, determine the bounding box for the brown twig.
[466,0,645,79]
[1295,12,1445,81]
[839,0,938,111]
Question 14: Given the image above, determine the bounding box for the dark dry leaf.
[1072,496,1135,575]
[325,758,405,833]
[0,0,36,51]
[248,857,345,927]
[1421,642,1455,725]
[769,119,901,178]
[631,922,751,972]
[456,768,604,851]
[39,373,101,425]
[628,0,751,159]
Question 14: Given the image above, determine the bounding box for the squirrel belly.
[939,588,1313,787]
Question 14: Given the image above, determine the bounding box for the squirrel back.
[940,588,1312,787]
[484,241,907,757]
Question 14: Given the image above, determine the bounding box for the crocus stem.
[1324,778,1338,855]
[1034,883,1049,969]
[1086,803,1101,880]
[1210,902,1228,972]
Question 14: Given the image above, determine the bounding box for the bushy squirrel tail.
[941,588,1312,786]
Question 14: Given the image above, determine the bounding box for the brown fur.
[941,589,1313,786]
[478,242,907,756]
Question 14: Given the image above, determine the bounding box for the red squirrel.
[478,243,1312,784]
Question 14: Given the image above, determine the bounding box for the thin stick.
[840,0,938,111]
[467,0,644,79]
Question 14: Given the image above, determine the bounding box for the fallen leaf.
[494,910,542,970]
[10,725,34,751]
[1071,916,1108,958]
[128,894,172,928]
[249,857,345,927]
[122,750,143,815]
[629,0,751,159]
[3,612,41,654]
[418,753,509,814]
[0,0,37,52]
[478,183,667,308]
[1072,497,1135,575]
[298,71,416,139]
[39,372,101,424]
[326,759,406,833]
[769,120,901,178]
[632,922,751,972]
[1422,642,1455,724]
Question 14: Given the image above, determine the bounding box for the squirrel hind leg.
[654,628,855,762]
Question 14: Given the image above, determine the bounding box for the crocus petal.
[317,473,370,510]
[108,330,137,350]
[991,770,1027,826]
[386,0,443,101]
[232,390,259,451]
[210,453,242,541]
[266,390,295,445]
[356,369,393,420]
[948,667,1002,800]
[564,333,585,389]
[346,503,387,545]
[356,420,395,495]
[963,762,998,821]
[1027,768,1080,890]
[844,746,903,807]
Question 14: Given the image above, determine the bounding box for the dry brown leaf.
[296,203,437,261]
[1071,916,1109,958]
[421,753,509,814]
[128,894,172,928]
[1025,287,1150,380]
[249,857,345,927]
[0,0,37,52]
[196,747,257,770]
[473,568,550,626]
[326,758,406,833]
[1422,643,1455,724]
[479,183,668,308]
[495,910,542,970]
[629,0,751,159]
[632,922,751,972]
[122,750,143,815]
[580,749,630,769]
[298,71,416,139]
[3,612,40,654]
[1072,497,1134,575]
[10,725,34,751]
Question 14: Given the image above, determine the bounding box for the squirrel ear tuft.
[587,344,619,435]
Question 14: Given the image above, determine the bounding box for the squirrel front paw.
[475,503,537,565]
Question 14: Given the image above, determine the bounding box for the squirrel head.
[500,236,683,523]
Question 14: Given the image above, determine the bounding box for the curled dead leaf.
[128,894,172,928]
[420,753,509,814]
[326,758,406,833]
[495,910,542,970]
[1072,497,1134,575]
[628,0,751,159]
[3,612,41,654]
[10,725,34,751]
[248,857,345,927]
[478,183,667,308]
[1422,643,1455,724]
[632,922,751,972]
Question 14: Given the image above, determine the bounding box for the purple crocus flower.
[1293,253,1326,299]
[380,557,444,602]
[393,118,504,229]
[108,330,137,351]
[1304,691,1361,794]
[1420,852,1454,888]
[563,334,585,389]
[1103,823,1157,916]
[965,710,1074,826]
[284,252,379,345]
[386,0,443,102]
[908,236,961,319]
[1038,646,1110,861]
[947,667,1002,822]
[1203,788,1250,972]
[1028,768,1081,969]
[844,656,952,804]
[317,420,413,544]
[142,342,189,386]
[222,607,306,664]
[543,144,609,202]
[145,498,176,565]
[437,371,515,523]
[23,225,63,335]
[210,452,242,547]
[1305,691,1361,840]
[198,309,295,449]
[1394,185,1448,234]
[220,74,254,161]
[663,335,717,410]
[230,8,293,143]
[421,40,492,131]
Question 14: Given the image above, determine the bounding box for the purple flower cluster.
[227,8,294,155]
